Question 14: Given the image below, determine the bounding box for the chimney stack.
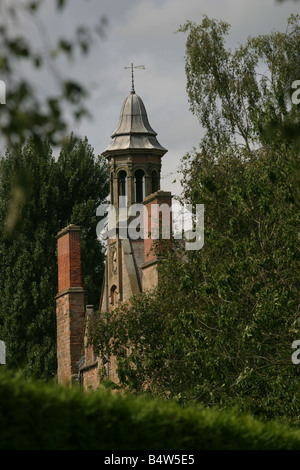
[55,225,86,384]
[142,191,172,291]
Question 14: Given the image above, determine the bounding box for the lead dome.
[103,91,167,155]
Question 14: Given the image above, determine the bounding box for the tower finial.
[124,63,145,94]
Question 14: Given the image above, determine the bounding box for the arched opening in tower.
[135,169,145,203]
[118,170,127,207]
[110,284,117,306]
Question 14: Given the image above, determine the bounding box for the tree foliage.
[0,0,107,149]
[0,136,108,378]
[2,370,300,450]
[90,143,299,421]
[178,14,300,151]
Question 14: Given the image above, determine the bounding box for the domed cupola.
[103,91,167,155]
[103,70,167,208]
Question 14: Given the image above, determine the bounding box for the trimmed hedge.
[0,370,300,450]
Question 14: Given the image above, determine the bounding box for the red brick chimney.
[142,190,172,291]
[55,225,86,384]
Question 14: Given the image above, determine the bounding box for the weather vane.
[124,63,145,94]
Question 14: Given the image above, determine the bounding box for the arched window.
[118,170,127,207]
[110,285,117,306]
[135,169,145,203]
[151,170,159,194]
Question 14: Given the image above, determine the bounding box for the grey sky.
[26,0,300,197]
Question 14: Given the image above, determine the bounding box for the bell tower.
[56,70,172,389]
[99,72,168,322]
[102,84,167,210]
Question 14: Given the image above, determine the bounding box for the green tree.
[0,136,108,378]
[0,140,59,377]
[178,14,300,150]
[179,13,300,203]
[90,143,299,421]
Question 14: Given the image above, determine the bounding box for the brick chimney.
[55,225,86,384]
[142,190,172,291]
